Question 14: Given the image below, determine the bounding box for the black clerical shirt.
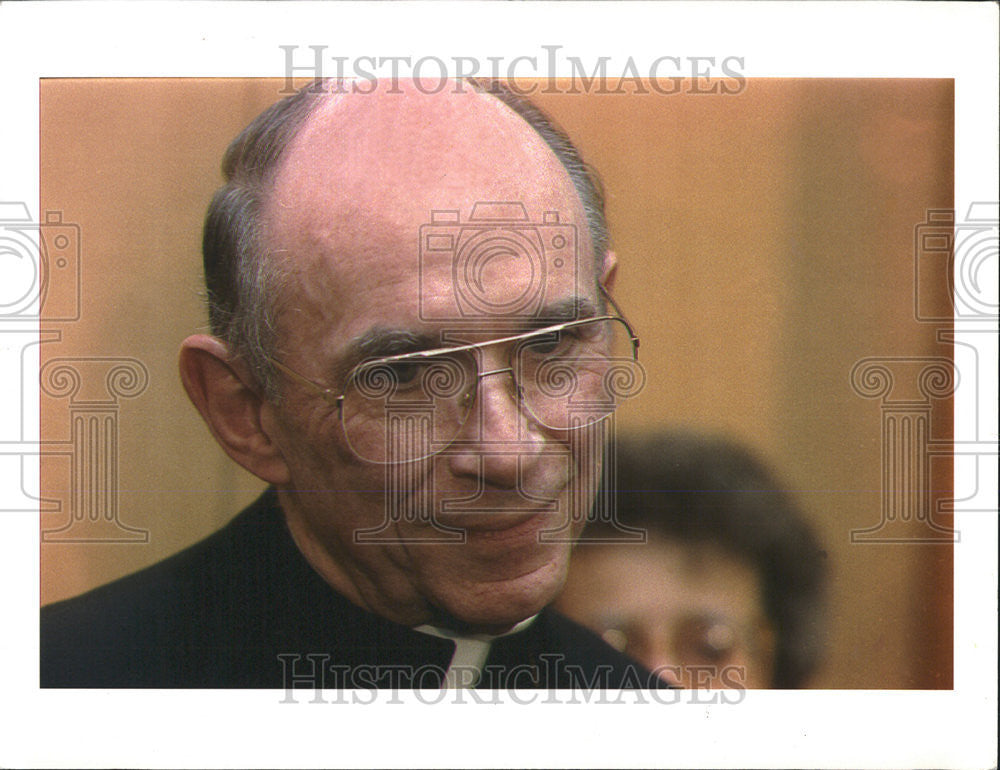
[41,490,663,690]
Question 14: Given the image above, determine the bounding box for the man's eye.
[524,331,577,357]
[387,361,421,386]
[526,338,561,356]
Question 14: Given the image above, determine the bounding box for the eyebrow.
[533,295,599,325]
[334,328,441,383]
[334,294,600,381]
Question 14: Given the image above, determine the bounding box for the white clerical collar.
[413,615,538,688]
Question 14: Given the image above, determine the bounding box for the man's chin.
[429,565,568,635]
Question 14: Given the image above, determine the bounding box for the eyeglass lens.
[340,317,638,464]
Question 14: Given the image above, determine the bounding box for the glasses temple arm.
[599,283,641,352]
[269,358,344,409]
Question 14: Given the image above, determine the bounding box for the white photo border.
[1,2,996,768]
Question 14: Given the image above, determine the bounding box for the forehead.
[263,84,595,346]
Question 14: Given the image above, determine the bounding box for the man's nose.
[446,363,544,486]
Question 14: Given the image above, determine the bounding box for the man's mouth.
[432,487,566,533]
[458,511,551,534]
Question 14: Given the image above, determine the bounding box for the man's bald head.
[201,79,608,396]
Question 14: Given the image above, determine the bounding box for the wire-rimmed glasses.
[269,291,642,464]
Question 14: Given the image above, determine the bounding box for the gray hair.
[202,83,321,399]
[201,79,610,398]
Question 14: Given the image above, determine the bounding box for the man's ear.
[600,250,619,293]
[178,335,291,485]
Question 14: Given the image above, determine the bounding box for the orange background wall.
[39,78,954,689]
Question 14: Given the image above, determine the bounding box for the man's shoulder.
[44,491,276,617]
[40,490,284,687]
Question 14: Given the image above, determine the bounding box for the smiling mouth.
[434,490,564,531]
[401,475,583,536]
[454,510,578,549]
[458,511,550,533]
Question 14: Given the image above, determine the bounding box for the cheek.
[571,442,602,508]
[273,396,356,480]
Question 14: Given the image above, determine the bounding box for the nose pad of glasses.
[458,385,475,410]
[455,367,539,436]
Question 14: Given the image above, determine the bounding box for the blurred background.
[39,78,954,688]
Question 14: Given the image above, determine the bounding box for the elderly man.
[40,79,652,689]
